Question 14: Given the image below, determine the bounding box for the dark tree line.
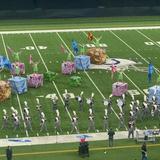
[0,0,160,10]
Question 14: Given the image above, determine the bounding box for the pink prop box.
[11,62,25,75]
[61,61,76,75]
[27,74,43,88]
[112,82,128,96]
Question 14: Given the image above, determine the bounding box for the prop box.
[0,80,11,101]
[112,82,128,96]
[61,61,75,75]
[8,76,27,94]
[74,55,90,70]
[69,76,82,87]
[27,74,43,88]
[11,62,25,75]
[44,71,57,82]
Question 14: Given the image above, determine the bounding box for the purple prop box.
[74,55,90,70]
[61,61,75,75]
[27,74,43,88]
[11,62,25,75]
[112,82,128,96]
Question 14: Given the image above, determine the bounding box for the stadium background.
[0,0,160,18]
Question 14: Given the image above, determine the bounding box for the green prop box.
[44,71,57,82]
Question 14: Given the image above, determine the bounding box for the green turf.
[0,139,160,160]
[0,18,160,139]
[0,16,160,31]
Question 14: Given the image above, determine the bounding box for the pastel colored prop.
[148,85,160,104]
[69,76,82,87]
[8,76,27,94]
[87,48,107,65]
[27,74,43,88]
[11,62,25,75]
[112,82,128,96]
[0,80,11,101]
[62,61,75,75]
[74,55,90,70]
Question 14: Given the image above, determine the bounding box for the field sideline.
[0,143,160,157]
[0,25,160,34]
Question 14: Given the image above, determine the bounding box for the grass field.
[1,17,160,139]
[0,139,160,160]
[0,16,160,160]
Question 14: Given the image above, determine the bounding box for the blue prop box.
[8,76,27,94]
[74,55,90,70]
[148,85,160,104]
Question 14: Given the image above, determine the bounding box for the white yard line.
[110,30,160,74]
[0,26,160,35]
[56,32,127,130]
[1,34,29,137]
[29,34,72,122]
[136,30,160,71]
[83,31,146,96]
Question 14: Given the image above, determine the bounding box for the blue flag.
[148,63,154,83]
[0,55,12,70]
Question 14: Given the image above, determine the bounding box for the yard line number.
[144,41,160,46]
[25,46,47,50]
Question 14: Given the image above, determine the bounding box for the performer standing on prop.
[60,44,68,54]
[93,36,102,47]
[79,44,86,55]
[66,52,72,61]
[118,71,124,82]
[14,64,20,76]
[29,54,39,73]
[71,40,79,56]
[32,61,39,73]
[110,64,117,80]
[87,32,94,41]
[7,46,22,62]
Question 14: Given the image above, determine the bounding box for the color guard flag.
[148,62,154,83]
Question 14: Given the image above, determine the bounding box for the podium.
[78,142,89,157]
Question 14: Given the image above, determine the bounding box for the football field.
[0,20,160,139]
